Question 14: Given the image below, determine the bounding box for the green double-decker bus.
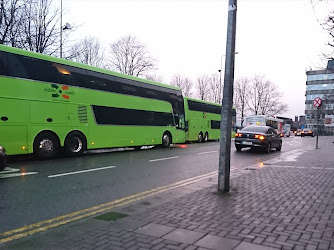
[0,45,186,159]
[184,97,222,142]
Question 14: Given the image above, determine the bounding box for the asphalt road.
[0,136,315,233]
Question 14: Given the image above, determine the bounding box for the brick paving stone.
[195,235,240,250]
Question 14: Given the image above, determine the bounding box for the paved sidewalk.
[2,137,334,250]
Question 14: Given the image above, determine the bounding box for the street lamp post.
[60,0,63,58]
[60,0,71,58]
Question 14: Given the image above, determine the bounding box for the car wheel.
[236,146,242,152]
[265,143,271,153]
[276,141,282,151]
[0,152,6,171]
[64,131,87,157]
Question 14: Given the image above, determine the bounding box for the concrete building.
[305,60,334,135]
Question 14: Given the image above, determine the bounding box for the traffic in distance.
[0,44,233,170]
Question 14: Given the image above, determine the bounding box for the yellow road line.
[0,171,217,244]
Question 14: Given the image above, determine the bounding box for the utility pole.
[218,0,237,192]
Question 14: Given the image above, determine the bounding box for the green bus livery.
[0,45,228,161]
[184,97,221,142]
[0,45,186,159]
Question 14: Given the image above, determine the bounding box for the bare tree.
[233,77,250,126]
[0,0,24,46]
[207,73,221,104]
[107,35,157,77]
[323,10,334,59]
[144,74,164,83]
[18,0,61,55]
[248,75,288,116]
[69,36,104,67]
[195,75,210,101]
[170,74,193,97]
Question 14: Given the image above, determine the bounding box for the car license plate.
[242,141,252,145]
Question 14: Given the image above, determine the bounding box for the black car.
[235,125,282,153]
[0,144,7,171]
[301,129,314,137]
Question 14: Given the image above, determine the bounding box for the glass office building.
[305,60,334,135]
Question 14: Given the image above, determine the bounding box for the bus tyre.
[204,132,209,142]
[198,132,203,143]
[34,132,60,160]
[162,132,171,148]
[64,132,87,157]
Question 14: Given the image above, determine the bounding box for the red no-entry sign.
[313,97,322,108]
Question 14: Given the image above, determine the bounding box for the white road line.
[48,166,116,178]
[149,156,179,162]
[198,151,218,155]
[0,172,38,179]
[200,146,219,150]
[0,167,20,174]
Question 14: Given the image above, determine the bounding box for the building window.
[307,74,334,81]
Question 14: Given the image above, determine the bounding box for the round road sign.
[313,97,322,108]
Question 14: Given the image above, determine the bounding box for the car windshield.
[240,126,267,133]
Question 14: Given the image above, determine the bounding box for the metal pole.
[316,107,319,149]
[218,0,237,192]
[60,0,63,58]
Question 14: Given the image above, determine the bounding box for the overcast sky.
[64,0,332,119]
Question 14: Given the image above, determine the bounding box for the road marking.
[198,151,218,155]
[0,167,20,174]
[149,156,179,162]
[200,146,219,150]
[0,171,218,244]
[48,166,116,178]
[0,172,38,179]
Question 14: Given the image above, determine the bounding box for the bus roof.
[184,96,221,107]
[0,44,181,92]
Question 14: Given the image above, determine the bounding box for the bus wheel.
[204,132,209,142]
[34,132,60,160]
[64,132,87,157]
[162,132,171,148]
[198,132,203,143]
